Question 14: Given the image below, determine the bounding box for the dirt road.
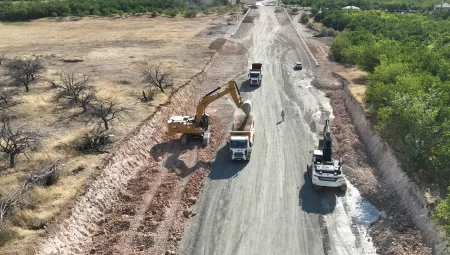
[180,5,381,255]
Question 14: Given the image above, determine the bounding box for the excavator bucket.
[240,100,252,116]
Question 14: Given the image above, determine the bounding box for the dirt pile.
[233,109,254,131]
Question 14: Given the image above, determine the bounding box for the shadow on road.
[149,139,208,178]
[208,144,248,180]
[238,80,259,93]
[299,172,339,215]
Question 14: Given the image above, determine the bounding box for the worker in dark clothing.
[281,110,285,122]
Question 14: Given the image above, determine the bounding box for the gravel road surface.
[180,5,380,255]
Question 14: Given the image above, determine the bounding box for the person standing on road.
[281,110,285,122]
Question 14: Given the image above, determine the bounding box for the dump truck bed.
[233,109,254,131]
[251,63,262,70]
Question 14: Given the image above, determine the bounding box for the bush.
[434,187,450,236]
[184,10,197,18]
[291,8,299,14]
[165,9,178,18]
[320,27,338,37]
[300,12,310,23]
[151,12,158,18]
[242,7,249,14]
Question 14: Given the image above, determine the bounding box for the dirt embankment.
[339,81,445,254]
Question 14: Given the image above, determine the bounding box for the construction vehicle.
[167,80,251,146]
[248,63,263,86]
[307,120,347,192]
[229,108,255,161]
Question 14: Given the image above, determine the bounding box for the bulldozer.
[167,80,251,146]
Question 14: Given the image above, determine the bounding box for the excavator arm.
[194,80,244,125]
[322,120,332,162]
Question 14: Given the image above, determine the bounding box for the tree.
[55,72,97,112]
[300,12,310,23]
[0,81,21,110]
[141,64,173,93]
[4,57,45,92]
[89,97,126,131]
[0,117,40,168]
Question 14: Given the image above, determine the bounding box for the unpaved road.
[180,5,379,255]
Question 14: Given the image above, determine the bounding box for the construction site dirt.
[29,3,431,255]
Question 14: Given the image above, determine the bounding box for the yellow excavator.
[167,80,251,145]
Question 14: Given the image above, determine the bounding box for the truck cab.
[230,135,252,161]
[248,63,263,86]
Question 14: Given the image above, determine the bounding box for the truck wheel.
[313,184,323,192]
[180,134,188,146]
[307,164,312,175]
[340,184,347,192]
[247,153,251,161]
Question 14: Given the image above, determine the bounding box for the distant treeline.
[286,0,441,11]
[0,0,230,21]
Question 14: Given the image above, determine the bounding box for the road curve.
[180,5,378,255]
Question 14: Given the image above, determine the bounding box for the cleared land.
[0,13,238,254]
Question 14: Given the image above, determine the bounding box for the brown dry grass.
[0,14,230,253]
[335,70,368,108]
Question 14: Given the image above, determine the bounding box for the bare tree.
[0,81,21,110]
[0,117,40,168]
[79,86,97,112]
[141,64,173,93]
[55,72,97,111]
[0,161,63,225]
[0,182,31,225]
[89,97,126,131]
[4,56,45,92]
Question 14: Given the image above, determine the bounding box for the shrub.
[184,10,197,18]
[300,12,309,23]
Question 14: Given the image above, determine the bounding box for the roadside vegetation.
[309,4,450,239]
[0,0,240,21]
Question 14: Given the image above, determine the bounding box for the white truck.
[229,109,255,161]
[307,120,347,192]
[248,63,263,86]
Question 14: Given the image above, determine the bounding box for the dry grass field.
[335,70,368,108]
[0,13,236,252]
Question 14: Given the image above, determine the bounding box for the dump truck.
[307,120,347,192]
[229,107,254,161]
[248,63,263,86]
[167,80,251,146]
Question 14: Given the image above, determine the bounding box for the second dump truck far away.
[249,63,263,86]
